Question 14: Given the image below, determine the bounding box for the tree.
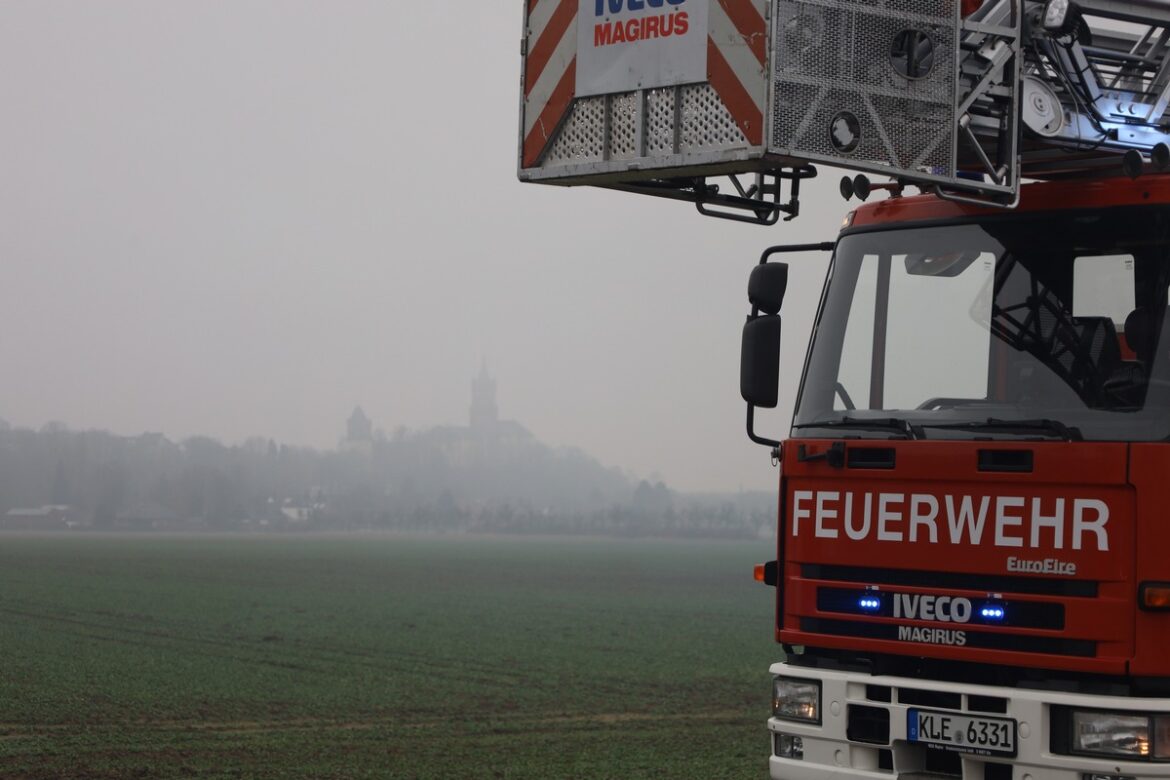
[52,459,69,504]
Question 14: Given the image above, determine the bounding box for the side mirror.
[748,263,789,315]
[741,314,782,408]
[739,247,834,450]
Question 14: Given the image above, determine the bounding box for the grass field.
[0,534,780,779]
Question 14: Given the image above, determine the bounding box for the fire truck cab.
[754,174,1170,780]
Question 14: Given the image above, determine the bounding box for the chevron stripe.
[526,0,578,98]
[523,0,578,167]
[709,0,766,145]
[523,59,577,168]
[708,38,764,145]
[528,0,558,35]
[524,15,578,139]
[716,0,767,66]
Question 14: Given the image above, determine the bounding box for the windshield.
[794,206,1170,441]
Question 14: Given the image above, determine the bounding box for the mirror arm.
[746,404,782,448]
[759,242,836,265]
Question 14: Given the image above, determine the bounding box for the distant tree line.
[0,420,773,538]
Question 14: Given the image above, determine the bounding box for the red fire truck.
[520,0,1170,776]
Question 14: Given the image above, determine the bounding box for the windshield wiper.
[792,417,922,440]
[921,418,1083,441]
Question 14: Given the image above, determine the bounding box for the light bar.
[981,604,1007,621]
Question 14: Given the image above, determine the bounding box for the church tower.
[346,406,373,442]
[343,406,374,454]
[470,363,498,430]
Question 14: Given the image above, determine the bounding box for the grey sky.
[0,1,849,492]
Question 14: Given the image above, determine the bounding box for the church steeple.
[470,362,498,430]
[346,406,373,442]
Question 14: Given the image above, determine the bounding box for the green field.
[0,534,780,779]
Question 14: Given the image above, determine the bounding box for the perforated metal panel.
[680,85,749,153]
[540,85,750,169]
[608,93,640,161]
[544,97,607,166]
[770,0,959,181]
[645,88,678,156]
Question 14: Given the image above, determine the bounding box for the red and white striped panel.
[523,0,578,169]
[522,0,768,170]
[708,0,768,147]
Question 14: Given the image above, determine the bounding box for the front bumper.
[768,661,1170,780]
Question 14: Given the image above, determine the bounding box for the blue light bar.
[858,595,882,611]
[981,604,1006,621]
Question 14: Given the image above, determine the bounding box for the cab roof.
[848,173,1170,230]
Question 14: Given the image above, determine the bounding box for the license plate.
[907,708,1017,757]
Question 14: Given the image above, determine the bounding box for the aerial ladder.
[521,0,1170,219]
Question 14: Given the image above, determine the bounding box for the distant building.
[279,488,326,525]
[280,504,313,524]
[470,363,498,430]
[347,406,373,441]
[3,505,74,531]
[343,406,374,455]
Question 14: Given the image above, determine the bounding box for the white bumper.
[768,661,1170,780]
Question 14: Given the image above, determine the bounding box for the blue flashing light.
[858,596,882,611]
[981,604,1006,621]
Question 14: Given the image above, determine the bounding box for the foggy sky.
[0,1,850,492]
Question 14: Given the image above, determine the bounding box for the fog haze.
[0,1,849,492]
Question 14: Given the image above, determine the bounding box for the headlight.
[1073,711,1149,758]
[772,676,820,723]
[1058,709,1170,761]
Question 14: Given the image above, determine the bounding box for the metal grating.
[870,95,953,174]
[646,88,677,156]
[771,0,957,179]
[543,97,607,166]
[680,84,748,152]
[609,92,639,160]
[540,85,750,167]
